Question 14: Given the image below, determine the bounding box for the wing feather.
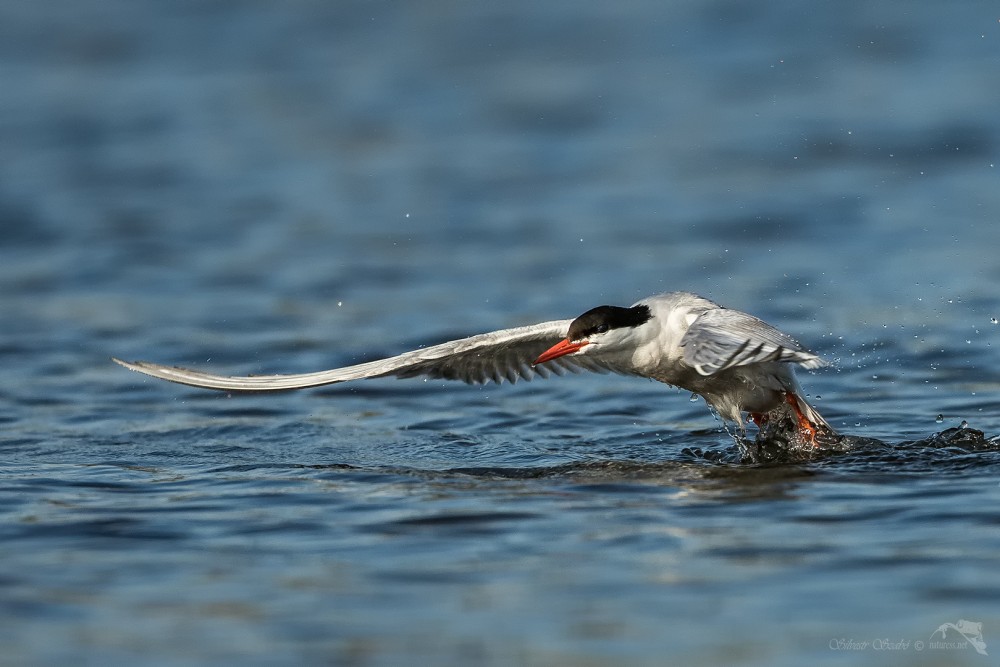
[114,319,582,392]
[680,308,827,376]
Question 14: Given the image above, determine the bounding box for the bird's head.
[533,304,653,365]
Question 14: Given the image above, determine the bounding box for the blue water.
[3,1,1000,664]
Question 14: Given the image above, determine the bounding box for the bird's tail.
[784,392,838,448]
[788,392,833,432]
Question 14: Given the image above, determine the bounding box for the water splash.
[719,396,1000,466]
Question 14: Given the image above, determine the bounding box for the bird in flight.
[114,291,834,445]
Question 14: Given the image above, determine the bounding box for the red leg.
[784,393,819,447]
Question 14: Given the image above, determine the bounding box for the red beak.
[533,339,589,365]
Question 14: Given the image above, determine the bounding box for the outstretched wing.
[680,308,827,376]
[114,319,599,391]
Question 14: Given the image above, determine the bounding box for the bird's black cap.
[567,304,652,341]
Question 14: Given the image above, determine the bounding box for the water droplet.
[935,414,944,423]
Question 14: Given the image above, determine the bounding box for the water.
[3,1,1000,664]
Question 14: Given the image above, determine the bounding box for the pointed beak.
[533,339,589,366]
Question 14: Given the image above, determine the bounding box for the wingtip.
[800,356,831,370]
[112,357,161,375]
[111,357,140,371]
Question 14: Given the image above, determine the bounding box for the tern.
[114,291,834,443]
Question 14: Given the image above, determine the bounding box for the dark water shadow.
[738,421,1000,470]
[259,421,996,510]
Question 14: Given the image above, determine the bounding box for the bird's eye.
[595,324,609,334]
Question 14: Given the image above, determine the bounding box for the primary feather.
[113,320,577,390]
[680,308,827,376]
